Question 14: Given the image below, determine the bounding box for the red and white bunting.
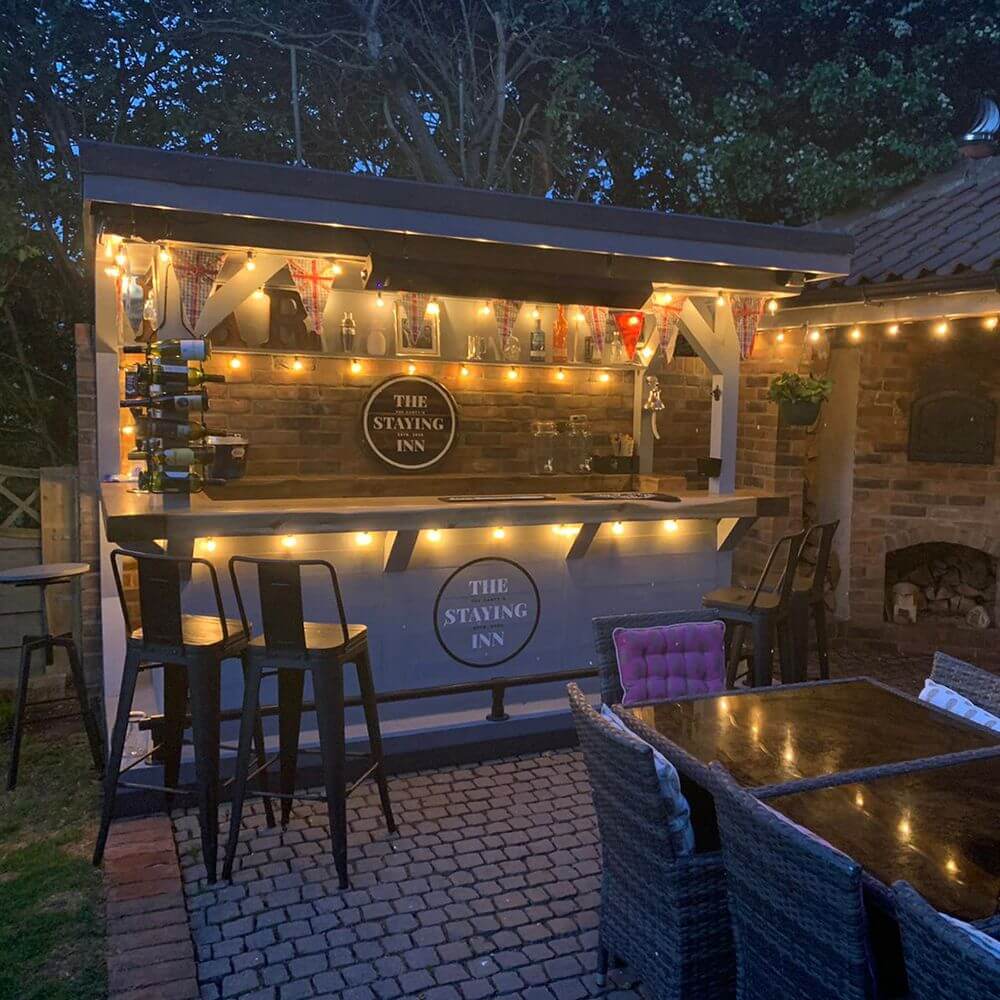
[583,306,609,354]
[287,257,337,337]
[172,249,227,333]
[653,296,687,363]
[400,292,431,347]
[732,295,767,360]
[491,300,522,353]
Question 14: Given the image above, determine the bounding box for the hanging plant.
[768,372,833,425]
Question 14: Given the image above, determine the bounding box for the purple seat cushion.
[612,621,725,705]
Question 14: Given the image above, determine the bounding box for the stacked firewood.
[888,546,995,628]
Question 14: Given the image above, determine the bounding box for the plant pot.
[779,399,822,426]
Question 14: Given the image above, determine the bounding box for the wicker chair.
[930,652,1000,717]
[567,683,735,999]
[709,762,876,1000]
[592,609,723,706]
[893,882,999,1000]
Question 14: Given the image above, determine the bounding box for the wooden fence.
[0,465,79,687]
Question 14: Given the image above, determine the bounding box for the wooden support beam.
[717,517,756,552]
[383,530,419,573]
[566,523,601,561]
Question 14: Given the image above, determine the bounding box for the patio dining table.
[766,754,1000,925]
[626,677,1000,795]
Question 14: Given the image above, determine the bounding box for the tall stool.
[1,562,105,790]
[223,556,396,889]
[93,549,273,882]
[702,530,807,687]
[791,520,840,680]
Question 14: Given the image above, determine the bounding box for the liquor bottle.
[122,338,210,363]
[120,393,207,414]
[530,317,546,361]
[128,447,215,467]
[341,312,356,352]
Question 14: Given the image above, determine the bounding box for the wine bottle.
[120,393,207,414]
[124,364,224,399]
[530,318,546,361]
[128,447,215,467]
[133,416,215,443]
[137,469,210,494]
[123,339,210,363]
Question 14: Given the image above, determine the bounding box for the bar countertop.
[100,474,789,543]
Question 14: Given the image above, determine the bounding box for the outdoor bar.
[80,141,852,775]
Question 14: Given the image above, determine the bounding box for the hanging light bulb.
[492,527,506,540]
[663,519,678,533]
[716,292,726,307]
[775,332,785,343]
[281,535,297,549]
[479,303,492,317]
[934,320,949,337]
[426,298,440,316]
[611,521,625,535]
[653,290,673,306]
[460,365,470,377]
[983,316,999,331]
[292,357,304,371]
[849,326,862,342]
[158,243,171,264]
[573,309,586,323]
[202,537,217,554]
[121,423,136,436]
[887,323,900,336]
[555,367,566,380]
[350,359,362,374]
[103,240,114,261]
[531,305,541,321]
[426,529,441,542]
[355,531,373,546]
[507,366,518,380]
[244,250,256,272]
[114,244,128,268]
[599,371,611,383]
[407,362,417,375]
[375,290,385,308]
[252,286,265,300]
[767,298,779,315]
[229,357,243,370]
[808,329,822,343]
[331,262,344,276]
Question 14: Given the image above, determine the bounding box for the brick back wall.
[846,334,1000,632]
[651,356,713,485]
[119,355,637,479]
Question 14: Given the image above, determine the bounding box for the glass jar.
[125,710,149,762]
[531,420,559,475]
[565,414,593,474]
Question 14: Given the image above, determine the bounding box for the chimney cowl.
[960,97,999,159]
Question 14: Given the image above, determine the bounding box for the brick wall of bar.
[652,356,714,486]
[75,324,104,696]
[120,355,638,479]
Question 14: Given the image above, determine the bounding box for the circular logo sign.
[362,375,458,471]
[434,558,541,668]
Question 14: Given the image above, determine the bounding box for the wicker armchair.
[709,762,875,1000]
[930,652,1000,717]
[567,683,735,999]
[592,609,722,706]
[893,881,1000,1000]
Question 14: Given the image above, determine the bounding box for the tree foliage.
[1,0,997,464]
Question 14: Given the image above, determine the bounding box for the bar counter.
[100,475,788,548]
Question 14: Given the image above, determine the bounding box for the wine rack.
[121,339,226,494]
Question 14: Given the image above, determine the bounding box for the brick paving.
[173,750,644,1000]
[166,650,930,1000]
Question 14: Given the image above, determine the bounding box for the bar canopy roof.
[81,141,852,307]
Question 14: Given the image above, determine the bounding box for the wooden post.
[40,466,80,669]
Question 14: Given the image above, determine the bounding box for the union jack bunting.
[172,248,227,333]
[732,295,767,360]
[400,292,431,347]
[491,300,522,353]
[583,306,609,353]
[654,295,687,364]
[287,257,338,337]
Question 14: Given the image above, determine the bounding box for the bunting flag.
[732,295,767,360]
[287,257,338,337]
[491,300,522,354]
[584,306,610,354]
[653,295,687,363]
[172,248,227,333]
[552,305,569,363]
[614,310,645,361]
[399,292,430,347]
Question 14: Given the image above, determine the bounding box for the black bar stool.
[702,530,807,687]
[791,520,840,680]
[93,549,273,882]
[1,562,105,790]
[223,556,396,889]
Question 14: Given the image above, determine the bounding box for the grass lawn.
[0,711,106,1000]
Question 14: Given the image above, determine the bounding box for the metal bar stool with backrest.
[222,556,395,889]
[1,562,105,790]
[702,529,807,687]
[790,520,839,680]
[94,549,273,882]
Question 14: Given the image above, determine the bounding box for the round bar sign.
[362,375,458,471]
[434,558,541,668]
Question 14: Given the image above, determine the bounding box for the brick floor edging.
[104,814,200,1000]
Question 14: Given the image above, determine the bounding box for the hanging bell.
[643,375,665,412]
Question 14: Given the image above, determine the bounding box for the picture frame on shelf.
[395,302,440,357]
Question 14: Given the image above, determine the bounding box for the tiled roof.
[809,155,1000,289]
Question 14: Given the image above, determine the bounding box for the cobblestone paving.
[174,750,644,1000]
